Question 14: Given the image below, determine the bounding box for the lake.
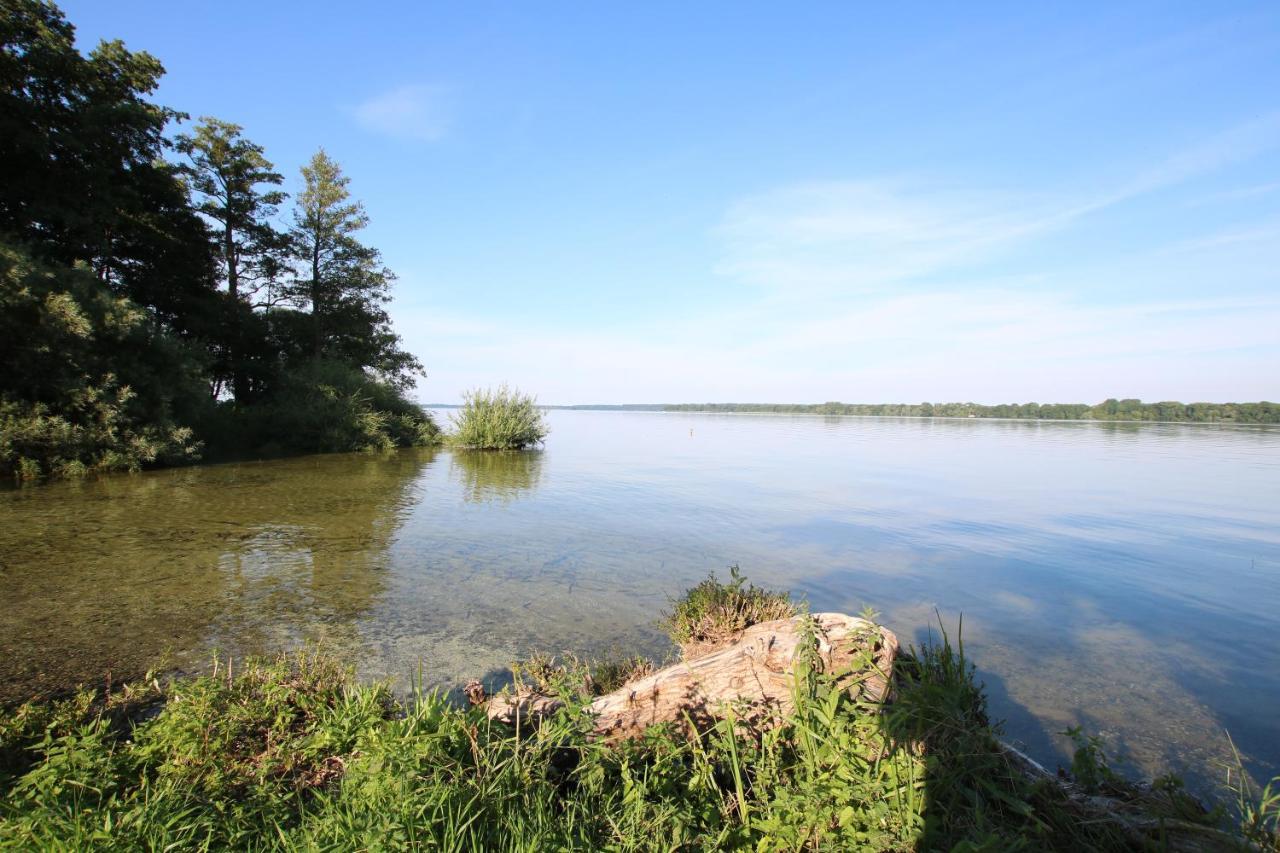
[2,410,1277,793]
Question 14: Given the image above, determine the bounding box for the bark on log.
[486,613,898,739]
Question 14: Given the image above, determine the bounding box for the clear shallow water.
[2,410,1278,792]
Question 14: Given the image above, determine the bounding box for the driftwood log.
[482,613,898,739]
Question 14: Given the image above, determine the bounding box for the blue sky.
[65,2,1280,404]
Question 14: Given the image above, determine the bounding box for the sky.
[64,1,1280,404]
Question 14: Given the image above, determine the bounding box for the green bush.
[449,384,549,450]
[0,391,201,480]
[0,242,205,479]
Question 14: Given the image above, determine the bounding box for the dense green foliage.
[1,573,1254,850]
[204,360,441,457]
[449,385,549,450]
[0,244,205,478]
[0,0,435,479]
[661,400,1280,423]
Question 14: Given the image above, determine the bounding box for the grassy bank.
[1,576,1273,850]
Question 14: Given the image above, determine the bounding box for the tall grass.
[1227,735,1280,850]
[449,384,548,450]
[0,573,1246,850]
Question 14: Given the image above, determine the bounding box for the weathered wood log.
[997,742,1238,852]
[485,613,898,739]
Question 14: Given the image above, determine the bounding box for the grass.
[1228,734,1280,851]
[0,571,1269,850]
[661,564,798,657]
[448,385,548,450]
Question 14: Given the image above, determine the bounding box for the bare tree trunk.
[224,223,238,301]
[484,613,898,740]
[222,222,252,403]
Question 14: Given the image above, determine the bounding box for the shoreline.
[427,404,1280,428]
[2,592,1269,850]
[553,407,1280,428]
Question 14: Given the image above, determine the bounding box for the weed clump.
[449,384,548,450]
[661,565,798,657]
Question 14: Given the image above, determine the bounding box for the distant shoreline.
[424,400,1280,425]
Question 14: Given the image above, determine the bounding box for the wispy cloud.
[1170,218,1280,252]
[1116,112,1280,200]
[398,114,1280,405]
[1186,180,1280,207]
[714,180,1043,293]
[354,84,451,141]
[715,114,1280,295]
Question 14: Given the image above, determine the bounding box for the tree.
[286,150,421,387]
[0,241,205,478]
[0,0,215,322]
[175,118,287,400]
[175,118,286,305]
[1,1,165,262]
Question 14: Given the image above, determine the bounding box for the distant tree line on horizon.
[1,0,436,479]
[656,399,1280,423]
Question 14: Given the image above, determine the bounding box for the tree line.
[661,400,1280,423]
[1,0,437,479]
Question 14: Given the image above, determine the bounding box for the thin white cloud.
[354,84,450,141]
[1169,218,1280,253]
[714,180,1043,293]
[1188,180,1280,206]
[399,114,1280,404]
[716,114,1280,295]
[1116,112,1280,200]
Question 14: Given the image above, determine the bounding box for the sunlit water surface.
[3,411,1278,793]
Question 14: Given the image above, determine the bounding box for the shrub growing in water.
[449,384,548,450]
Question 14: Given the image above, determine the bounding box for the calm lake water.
[3,410,1278,792]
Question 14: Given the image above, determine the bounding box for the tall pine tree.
[175,118,287,400]
[287,150,420,387]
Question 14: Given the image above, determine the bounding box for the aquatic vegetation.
[661,565,799,657]
[449,384,549,450]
